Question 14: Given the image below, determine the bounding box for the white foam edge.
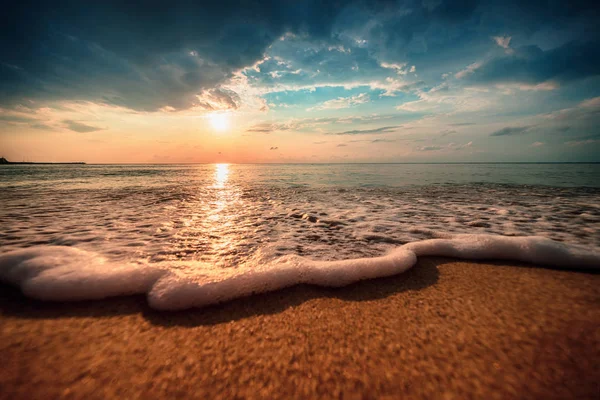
[0,234,598,310]
[147,248,416,310]
[404,234,600,269]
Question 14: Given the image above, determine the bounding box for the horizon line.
[3,161,600,165]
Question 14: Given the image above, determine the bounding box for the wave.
[1,234,598,310]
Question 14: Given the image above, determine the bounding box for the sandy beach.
[1,257,598,399]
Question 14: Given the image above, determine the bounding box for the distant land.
[0,157,85,165]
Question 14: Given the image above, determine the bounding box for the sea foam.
[0,234,598,310]
[0,246,163,301]
[404,234,600,269]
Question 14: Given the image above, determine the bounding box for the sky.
[0,0,599,163]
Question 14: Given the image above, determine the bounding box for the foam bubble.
[0,234,598,310]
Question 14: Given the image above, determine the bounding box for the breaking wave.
[1,234,598,310]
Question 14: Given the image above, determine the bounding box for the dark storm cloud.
[490,125,533,137]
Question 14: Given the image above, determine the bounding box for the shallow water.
[1,163,599,264]
[0,163,599,309]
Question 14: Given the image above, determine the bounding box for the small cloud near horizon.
[490,126,534,137]
[63,120,104,133]
[329,126,400,136]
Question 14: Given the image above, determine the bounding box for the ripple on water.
[0,171,599,266]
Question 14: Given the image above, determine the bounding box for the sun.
[208,113,230,131]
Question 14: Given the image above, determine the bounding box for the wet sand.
[1,257,598,399]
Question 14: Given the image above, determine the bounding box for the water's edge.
[1,234,598,310]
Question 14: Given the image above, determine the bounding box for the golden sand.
[1,257,598,399]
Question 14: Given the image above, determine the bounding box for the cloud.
[335,114,395,124]
[0,115,37,123]
[463,41,600,86]
[565,139,600,146]
[439,129,456,137]
[30,123,54,130]
[307,93,369,111]
[396,86,493,114]
[496,82,558,92]
[246,122,297,133]
[245,115,394,134]
[531,142,545,147]
[449,122,476,126]
[490,126,534,137]
[580,97,600,109]
[329,126,400,135]
[371,138,395,143]
[455,62,482,79]
[63,120,103,133]
[0,1,354,112]
[195,88,241,111]
[337,144,347,147]
[0,113,54,130]
[417,145,443,151]
[380,62,416,76]
[378,79,425,97]
[543,96,600,121]
[1,0,598,120]
[416,141,473,152]
[491,36,513,54]
[492,36,512,50]
[1,0,442,112]
[313,141,327,144]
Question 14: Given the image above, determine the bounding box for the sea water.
[1,163,599,309]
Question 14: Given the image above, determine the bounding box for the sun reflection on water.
[205,163,241,263]
[214,163,229,188]
[160,163,249,267]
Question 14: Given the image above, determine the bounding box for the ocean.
[1,163,599,309]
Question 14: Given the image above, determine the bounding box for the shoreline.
[0,162,86,165]
[1,257,598,399]
[0,157,85,165]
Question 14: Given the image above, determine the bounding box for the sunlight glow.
[209,113,230,131]
[214,163,229,188]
